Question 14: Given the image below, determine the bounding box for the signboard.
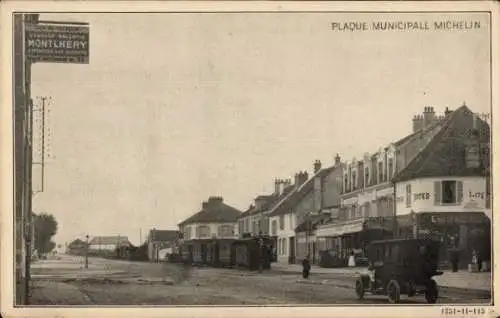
[25,23,89,64]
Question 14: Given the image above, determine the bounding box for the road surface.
[29,255,491,305]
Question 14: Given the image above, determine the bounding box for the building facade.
[146,229,180,262]
[316,106,480,266]
[392,104,491,267]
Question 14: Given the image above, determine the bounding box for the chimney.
[274,178,280,195]
[314,160,322,173]
[412,115,423,132]
[334,153,341,165]
[444,107,453,116]
[294,173,300,186]
[422,106,436,128]
[298,171,309,185]
[202,201,209,209]
[208,196,223,205]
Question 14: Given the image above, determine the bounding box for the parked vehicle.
[179,236,274,271]
[355,238,442,304]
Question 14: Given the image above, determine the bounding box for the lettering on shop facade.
[413,192,430,201]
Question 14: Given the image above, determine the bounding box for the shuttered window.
[434,181,441,205]
[434,180,463,205]
[406,184,412,208]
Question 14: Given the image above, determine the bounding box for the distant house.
[88,236,132,252]
[146,229,180,262]
[66,238,88,256]
[178,196,242,241]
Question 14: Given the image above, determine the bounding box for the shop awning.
[316,217,394,238]
[316,219,364,237]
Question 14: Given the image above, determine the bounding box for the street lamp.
[84,234,89,269]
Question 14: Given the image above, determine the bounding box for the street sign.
[25,23,89,64]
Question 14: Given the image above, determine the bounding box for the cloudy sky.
[29,12,490,246]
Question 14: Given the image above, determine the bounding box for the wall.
[181,222,238,240]
[395,176,488,216]
[269,212,296,263]
[322,166,343,208]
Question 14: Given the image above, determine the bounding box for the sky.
[29,12,491,246]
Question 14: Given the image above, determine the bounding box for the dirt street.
[29,257,491,306]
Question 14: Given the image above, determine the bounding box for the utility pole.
[84,234,89,269]
[33,96,50,195]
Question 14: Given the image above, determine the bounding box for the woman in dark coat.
[302,256,311,279]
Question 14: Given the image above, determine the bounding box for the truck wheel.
[356,278,365,300]
[387,280,401,304]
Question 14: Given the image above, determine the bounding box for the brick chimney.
[422,106,436,128]
[208,196,223,205]
[298,171,308,185]
[314,160,322,173]
[412,114,423,132]
[274,178,280,195]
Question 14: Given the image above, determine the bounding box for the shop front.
[316,217,394,267]
[395,211,491,268]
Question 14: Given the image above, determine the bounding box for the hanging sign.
[25,23,89,64]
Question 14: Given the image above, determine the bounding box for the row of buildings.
[176,105,491,267]
[67,105,491,266]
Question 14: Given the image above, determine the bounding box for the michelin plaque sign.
[25,23,89,64]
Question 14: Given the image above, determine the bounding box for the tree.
[32,212,58,254]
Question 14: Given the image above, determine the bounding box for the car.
[355,238,442,304]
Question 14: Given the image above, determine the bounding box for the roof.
[392,105,489,182]
[295,213,330,233]
[179,200,242,226]
[268,165,337,217]
[148,229,179,242]
[68,238,87,248]
[89,236,131,246]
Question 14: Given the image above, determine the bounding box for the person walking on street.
[450,248,459,272]
[302,256,311,279]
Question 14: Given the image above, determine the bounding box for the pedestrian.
[450,248,459,272]
[348,250,356,268]
[302,256,311,279]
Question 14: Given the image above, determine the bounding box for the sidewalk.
[270,263,491,292]
[31,254,129,280]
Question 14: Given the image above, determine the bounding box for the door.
[289,236,295,264]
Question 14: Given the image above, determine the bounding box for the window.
[406,184,412,208]
[257,220,261,234]
[388,158,394,180]
[352,171,357,190]
[344,175,349,193]
[271,220,277,236]
[434,180,463,205]
[252,221,257,234]
[196,225,210,238]
[279,215,285,230]
[184,227,192,240]
[244,219,249,233]
[238,220,244,235]
[218,225,234,238]
[378,162,383,183]
[365,167,369,186]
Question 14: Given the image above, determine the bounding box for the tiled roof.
[179,201,242,226]
[393,105,489,182]
[148,229,179,242]
[268,166,336,217]
[89,236,131,246]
